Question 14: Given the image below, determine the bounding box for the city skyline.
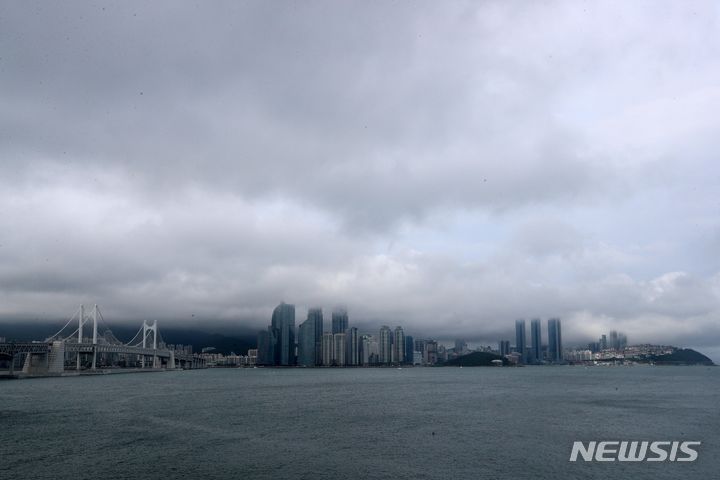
[0,301,710,360]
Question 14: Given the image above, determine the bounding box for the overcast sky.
[1,1,718,357]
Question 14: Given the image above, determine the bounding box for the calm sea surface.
[1,366,718,479]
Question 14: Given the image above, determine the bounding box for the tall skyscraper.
[256,329,271,365]
[379,326,392,364]
[297,316,316,366]
[360,334,379,365]
[346,327,359,366]
[618,333,628,350]
[404,335,414,364]
[333,333,346,366]
[530,318,542,363]
[331,307,348,334]
[307,307,324,366]
[515,319,526,363]
[609,330,619,350]
[321,332,334,366]
[393,326,405,365]
[423,340,438,365]
[271,302,296,365]
[499,340,510,356]
[548,318,563,362]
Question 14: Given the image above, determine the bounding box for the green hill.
[444,351,509,367]
[650,348,714,366]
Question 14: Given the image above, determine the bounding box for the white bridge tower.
[142,320,158,368]
[75,304,99,370]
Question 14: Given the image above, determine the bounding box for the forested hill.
[444,351,509,366]
[650,349,714,365]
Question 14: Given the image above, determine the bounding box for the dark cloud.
[0,2,719,360]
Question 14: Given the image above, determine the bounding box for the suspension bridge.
[0,305,206,377]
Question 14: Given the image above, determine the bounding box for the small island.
[443,351,509,367]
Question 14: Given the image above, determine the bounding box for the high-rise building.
[333,333,346,366]
[360,334,378,365]
[256,329,271,365]
[548,318,563,362]
[271,302,295,365]
[530,318,542,363]
[297,316,316,366]
[618,333,628,350]
[600,334,608,350]
[515,319,526,363]
[379,326,392,364]
[499,340,510,356]
[454,339,468,355]
[331,307,348,334]
[404,335,414,364]
[423,340,438,365]
[609,330,619,350]
[437,344,448,363]
[346,327,359,366]
[321,332,334,366]
[393,326,405,365]
[307,307,324,366]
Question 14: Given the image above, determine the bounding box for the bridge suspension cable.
[45,305,82,342]
[124,325,145,346]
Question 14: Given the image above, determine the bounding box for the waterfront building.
[256,329,271,365]
[333,333,346,366]
[331,307,348,334]
[360,335,379,365]
[404,335,414,364]
[271,302,295,365]
[454,339,468,355]
[530,318,542,363]
[379,326,393,364]
[437,344,447,363]
[322,332,334,366]
[548,318,563,362]
[499,340,510,356]
[423,340,438,365]
[297,316,316,366]
[618,333,628,350]
[610,330,619,350]
[515,319,526,363]
[393,326,405,364]
[307,307,324,366]
[346,327,359,366]
[412,351,423,365]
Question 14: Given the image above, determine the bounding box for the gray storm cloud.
[0,1,719,358]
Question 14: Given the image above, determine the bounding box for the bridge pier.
[48,342,64,374]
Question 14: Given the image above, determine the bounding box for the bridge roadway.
[1,342,195,361]
[0,342,51,356]
[0,341,203,374]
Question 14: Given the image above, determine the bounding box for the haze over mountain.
[1,2,719,361]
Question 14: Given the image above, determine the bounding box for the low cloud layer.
[1,2,718,357]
